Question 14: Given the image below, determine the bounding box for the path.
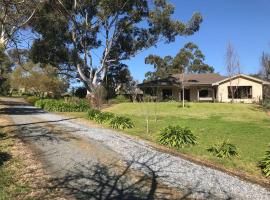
[0,97,269,200]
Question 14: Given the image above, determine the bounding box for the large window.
[228,86,252,99]
[199,89,212,98]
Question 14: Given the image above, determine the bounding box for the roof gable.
[212,74,270,86]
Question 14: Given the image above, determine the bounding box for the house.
[138,73,270,103]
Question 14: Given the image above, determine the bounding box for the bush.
[35,99,90,112]
[207,140,239,158]
[158,126,197,149]
[262,99,270,109]
[108,95,130,104]
[258,147,270,177]
[109,116,134,129]
[25,96,40,105]
[87,109,101,120]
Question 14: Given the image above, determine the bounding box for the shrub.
[25,96,40,105]
[158,126,197,149]
[87,109,101,120]
[94,112,115,124]
[109,116,134,129]
[207,140,239,158]
[262,99,270,109]
[258,147,270,177]
[35,99,90,112]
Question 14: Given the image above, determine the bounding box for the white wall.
[217,77,263,103]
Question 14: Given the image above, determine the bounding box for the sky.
[125,0,270,82]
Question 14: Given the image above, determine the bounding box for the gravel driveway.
[1,97,270,200]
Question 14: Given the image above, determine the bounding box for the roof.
[212,74,270,86]
[138,73,226,87]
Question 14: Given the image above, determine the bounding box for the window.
[228,86,252,99]
[162,89,172,100]
[199,89,212,98]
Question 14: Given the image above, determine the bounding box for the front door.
[181,89,190,101]
[162,89,173,100]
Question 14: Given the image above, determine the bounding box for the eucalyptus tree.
[0,0,40,49]
[29,0,203,98]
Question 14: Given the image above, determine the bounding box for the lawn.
[102,102,270,178]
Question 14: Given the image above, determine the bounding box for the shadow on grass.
[0,152,12,166]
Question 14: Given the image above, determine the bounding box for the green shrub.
[87,109,101,120]
[95,112,115,124]
[207,140,239,158]
[158,126,197,149]
[35,99,90,112]
[25,96,40,105]
[258,147,270,177]
[262,99,270,109]
[109,95,130,104]
[109,116,134,129]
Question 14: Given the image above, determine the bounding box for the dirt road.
[1,97,269,200]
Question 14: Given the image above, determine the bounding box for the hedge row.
[87,109,134,130]
[35,99,90,112]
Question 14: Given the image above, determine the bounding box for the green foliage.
[0,47,12,95]
[258,147,270,177]
[35,99,90,112]
[109,95,130,104]
[109,116,134,130]
[25,96,40,105]
[87,109,133,130]
[262,99,270,109]
[158,125,197,149]
[207,140,239,158]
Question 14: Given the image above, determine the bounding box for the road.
[0,97,269,200]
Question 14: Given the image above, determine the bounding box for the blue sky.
[126,0,270,82]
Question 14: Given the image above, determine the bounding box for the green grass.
[102,102,270,177]
[0,129,30,199]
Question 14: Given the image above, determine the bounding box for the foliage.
[25,96,40,105]
[87,109,101,120]
[159,125,197,149]
[0,47,12,95]
[262,99,270,109]
[109,116,134,130]
[29,1,202,94]
[258,146,270,177]
[109,95,130,104]
[207,140,239,158]
[87,108,133,130]
[35,99,90,112]
[11,62,69,97]
[144,42,213,81]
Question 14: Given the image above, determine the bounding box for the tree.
[0,46,12,95]
[104,63,133,99]
[0,1,40,49]
[11,62,68,97]
[29,0,203,98]
[261,52,270,81]
[144,55,174,81]
[225,42,240,103]
[145,42,213,81]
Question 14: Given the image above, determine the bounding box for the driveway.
[0,97,269,200]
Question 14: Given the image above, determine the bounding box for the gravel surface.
[2,98,270,200]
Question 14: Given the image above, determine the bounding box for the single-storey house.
[138,73,270,103]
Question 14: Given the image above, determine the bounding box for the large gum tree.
[30,0,203,98]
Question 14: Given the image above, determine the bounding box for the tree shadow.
[0,106,46,116]
[0,152,12,166]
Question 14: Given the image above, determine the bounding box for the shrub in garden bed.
[207,140,239,158]
[35,99,90,112]
[258,146,270,177]
[25,96,40,105]
[86,109,133,130]
[158,125,197,149]
[109,116,134,129]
